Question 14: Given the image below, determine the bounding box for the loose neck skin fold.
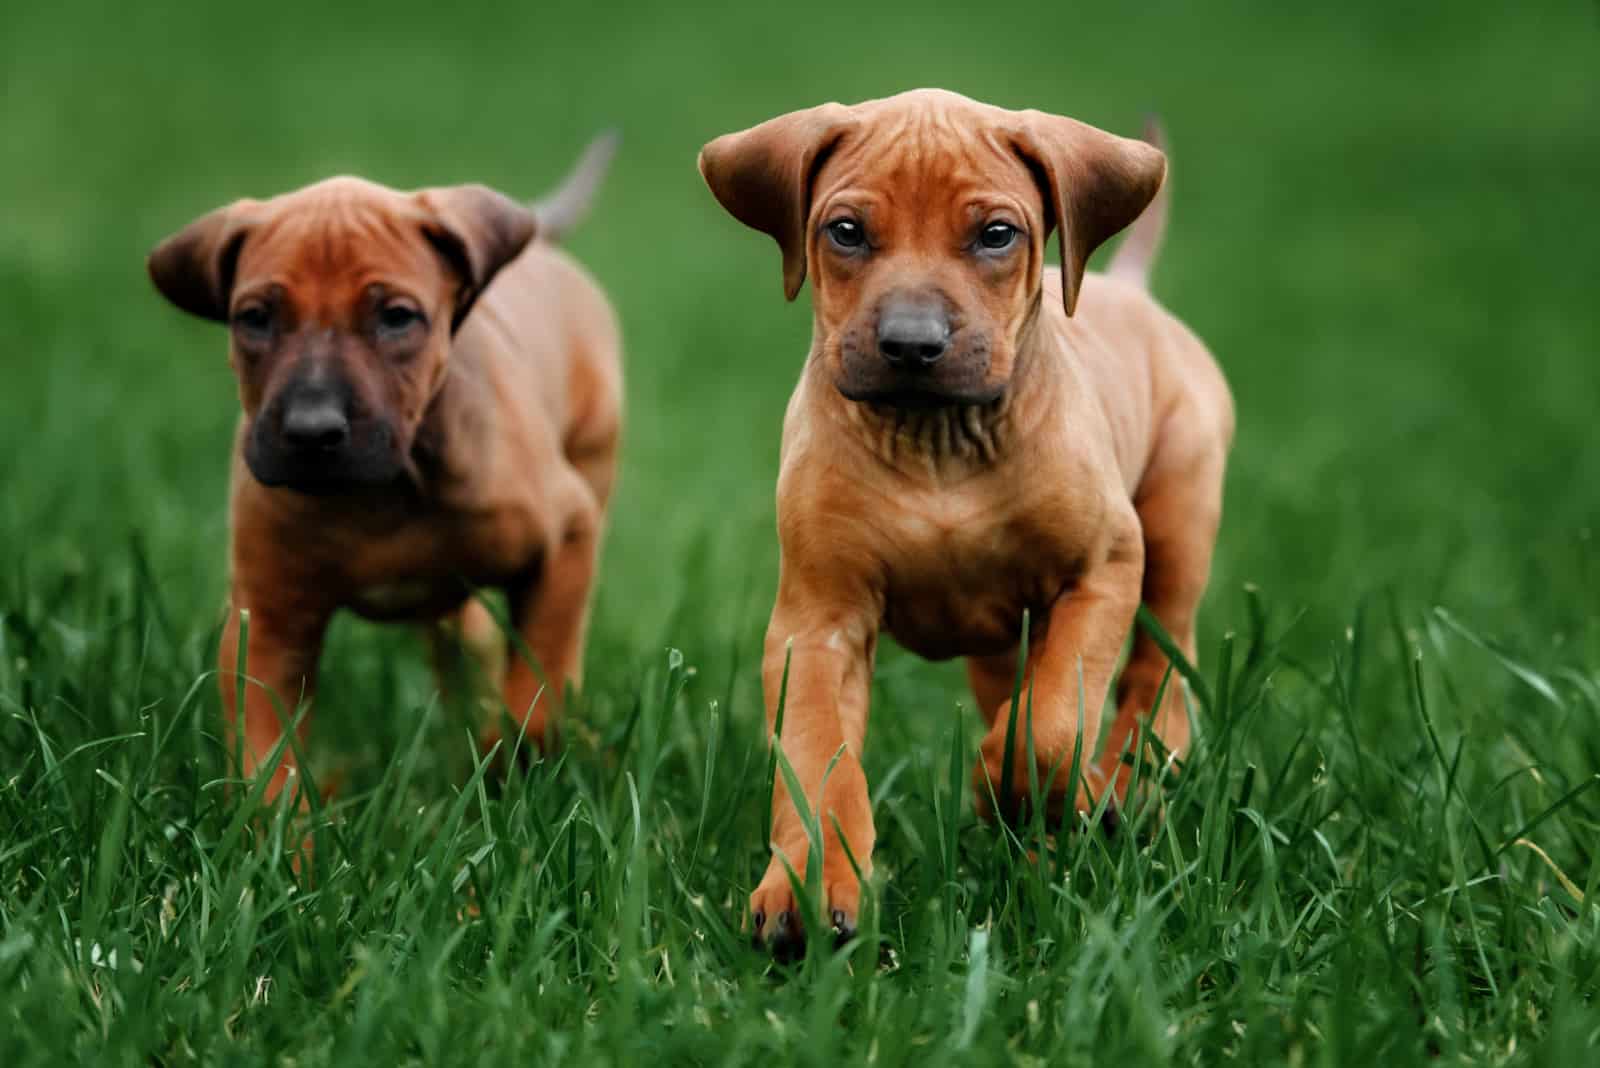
[808,292,1056,482]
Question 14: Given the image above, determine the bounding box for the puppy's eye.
[377,303,425,334]
[825,219,866,250]
[232,304,272,336]
[979,222,1019,251]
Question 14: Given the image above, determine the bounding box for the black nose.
[878,300,950,368]
[281,399,349,449]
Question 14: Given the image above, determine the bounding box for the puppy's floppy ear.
[699,104,854,301]
[416,184,538,330]
[1011,113,1166,317]
[147,200,259,322]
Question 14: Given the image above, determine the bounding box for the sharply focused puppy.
[149,135,623,802]
[701,90,1233,952]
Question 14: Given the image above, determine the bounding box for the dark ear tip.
[145,235,189,310]
[146,233,174,279]
[1147,147,1169,192]
[697,137,731,189]
[146,212,248,322]
[781,257,806,301]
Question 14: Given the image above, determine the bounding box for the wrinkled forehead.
[235,180,440,293]
[813,97,1039,214]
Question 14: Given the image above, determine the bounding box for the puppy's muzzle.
[245,371,402,493]
[835,288,1002,410]
[877,296,950,370]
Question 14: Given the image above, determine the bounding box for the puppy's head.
[699,89,1165,409]
[148,178,535,493]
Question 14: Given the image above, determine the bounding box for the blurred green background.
[3,0,1595,681]
[2,1,1598,1060]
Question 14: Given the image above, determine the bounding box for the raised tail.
[1106,117,1169,286]
[532,130,620,241]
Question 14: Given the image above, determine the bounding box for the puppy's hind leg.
[1112,438,1227,792]
[427,597,509,734]
[494,354,619,756]
[499,490,603,752]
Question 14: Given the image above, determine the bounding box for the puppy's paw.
[971,725,1106,827]
[749,856,861,961]
[972,732,1178,839]
[1097,747,1178,833]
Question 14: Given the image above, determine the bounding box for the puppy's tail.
[1106,117,1169,287]
[532,130,620,242]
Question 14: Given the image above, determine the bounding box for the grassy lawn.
[3,0,1599,1063]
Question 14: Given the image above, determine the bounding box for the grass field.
[3,0,1599,1063]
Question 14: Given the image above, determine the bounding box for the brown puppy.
[149,136,623,801]
[701,90,1233,952]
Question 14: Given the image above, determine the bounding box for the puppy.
[149,135,623,801]
[700,90,1232,952]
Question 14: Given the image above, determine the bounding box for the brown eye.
[825,218,865,250]
[979,222,1019,251]
[232,303,273,341]
[377,302,425,335]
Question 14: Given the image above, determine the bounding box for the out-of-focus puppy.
[149,135,623,800]
[701,90,1232,954]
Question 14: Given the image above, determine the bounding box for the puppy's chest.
[875,495,1091,660]
[342,503,547,620]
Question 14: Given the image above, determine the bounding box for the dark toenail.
[753,910,766,933]
[832,909,857,947]
[774,910,791,934]
[1100,805,1122,837]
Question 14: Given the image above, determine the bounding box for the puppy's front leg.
[751,578,877,953]
[974,521,1145,821]
[218,588,331,805]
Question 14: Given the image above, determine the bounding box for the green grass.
[3,0,1600,1063]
